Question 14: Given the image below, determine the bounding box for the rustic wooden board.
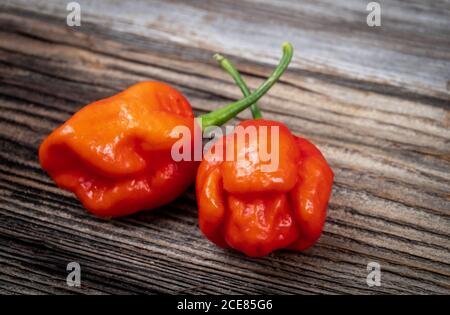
[0,0,449,294]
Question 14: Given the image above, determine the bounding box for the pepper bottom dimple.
[224,192,300,257]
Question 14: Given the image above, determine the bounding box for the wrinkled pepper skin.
[196,119,334,257]
[39,82,198,217]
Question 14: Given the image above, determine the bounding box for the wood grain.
[0,1,449,294]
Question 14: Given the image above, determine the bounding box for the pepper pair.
[39,43,334,256]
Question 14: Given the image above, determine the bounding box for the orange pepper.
[39,82,199,217]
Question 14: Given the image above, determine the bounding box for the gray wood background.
[0,0,449,294]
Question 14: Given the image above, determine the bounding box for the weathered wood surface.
[0,0,449,294]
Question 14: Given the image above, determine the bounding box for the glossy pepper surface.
[39,82,198,217]
[196,119,334,257]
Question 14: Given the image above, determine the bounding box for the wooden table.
[0,0,449,294]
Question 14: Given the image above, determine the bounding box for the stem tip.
[213,53,224,62]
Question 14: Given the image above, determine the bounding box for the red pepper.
[196,50,334,256]
[39,43,293,217]
[196,120,334,256]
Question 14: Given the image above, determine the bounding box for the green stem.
[199,42,292,130]
[213,54,262,119]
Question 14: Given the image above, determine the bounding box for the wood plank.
[4,0,450,101]
[0,2,449,294]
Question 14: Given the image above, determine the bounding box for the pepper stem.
[213,53,262,119]
[199,42,292,130]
